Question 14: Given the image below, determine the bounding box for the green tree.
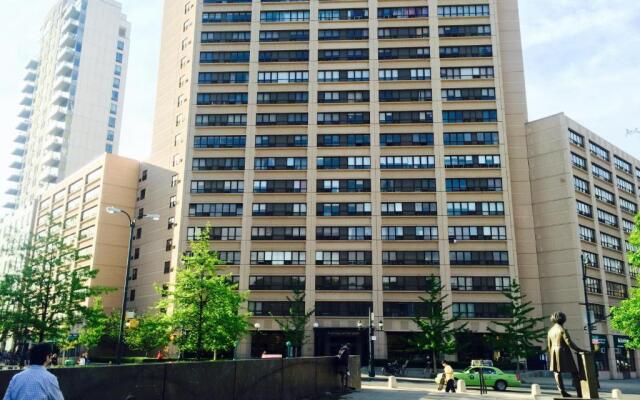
[411,275,468,376]
[71,299,120,352]
[161,227,249,359]
[125,313,172,357]
[1,217,113,352]
[273,288,314,357]
[487,280,545,372]
[611,213,640,349]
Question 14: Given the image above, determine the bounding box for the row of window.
[194,110,497,126]
[198,67,494,84]
[571,130,640,182]
[584,277,629,298]
[202,6,489,23]
[199,46,492,63]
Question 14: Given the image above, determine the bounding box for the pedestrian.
[2,342,64,400]
[442,361,456,393]
[336,343,351,392]
[155,350,164,361]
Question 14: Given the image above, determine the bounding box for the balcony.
[22,83,36,94]
[46,121,65,137]
[45,136,63,151]
[20,96,33,106]
[3,202,17,210]
[54,75,72,92]
[8,173,22,183]
[62,19,79,34]
[11,147,25,157]
[52,90,70,106]
[55,61,74,77]
[58,46,75,63]
[5,187,20,196]
[44,152,61,167]
[59,32,77,48]
[49,106,67,122]
[14,133,28,144]
[9,160,24,170]
[26,60,39,71]
[17,108,31,119]
[24,71,37,82]
[40,170,58,184]
[16,119,30,131]
[63,5,81,20]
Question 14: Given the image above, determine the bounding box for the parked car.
[434,366,522,391]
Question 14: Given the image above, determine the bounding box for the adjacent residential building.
[1,0,130,275]
[33,153,139,311]
[131,0,543,363]
[527,113,639,379]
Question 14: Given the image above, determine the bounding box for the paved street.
[338,377,640,400]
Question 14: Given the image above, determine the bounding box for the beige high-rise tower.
[131,0,542,362]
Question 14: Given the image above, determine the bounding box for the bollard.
[456,379,467,393]
[387,376,397,389]
[531,384,541,396]
[612,389,623,399]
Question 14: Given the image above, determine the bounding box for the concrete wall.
[0,356,361,400]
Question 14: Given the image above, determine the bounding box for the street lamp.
[106,206,159,364]
[254,322,261,331]
[581,253,596,353]
[358,308,381,378]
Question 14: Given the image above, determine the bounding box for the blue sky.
[0,0,639,200]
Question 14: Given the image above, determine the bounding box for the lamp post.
[581,253,596,353]
[106,206,159,364]
[358,308,383,378]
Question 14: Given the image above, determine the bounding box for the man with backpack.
[336,343,351,392]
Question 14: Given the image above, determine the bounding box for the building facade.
[527,113,640,379]
[33,153,139,311]
[1,0,130,275]
[130,0,542,362]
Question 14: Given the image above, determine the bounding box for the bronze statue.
[547,312,585,398]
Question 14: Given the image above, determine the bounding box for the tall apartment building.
[132,0,541,362]
[527,113,639,379]
[33,154,139,311]
[1,0,130,274]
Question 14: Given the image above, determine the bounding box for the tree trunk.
[213,349,217,361]
[432,349,437,376]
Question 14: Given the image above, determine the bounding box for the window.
[256,113,308,126]
[318,134,370,147]
[441,67,494,80]
[585,277,602,294]
[381,202,437,216]
[442,110,497,123]
[379,68,430,81]
[574,176,590,194]
[383,302,434,318]
[446,178,502,192]
[81,206,97,221]
[571,153,587,170]
[578,225,595,242]
[86,167,102,183]
[614,156,632,174]
[381,226,438,240]
[597,209,618,227]
[382,251,440,265]
[380,156,434,169]
[568,129,584,147]
[378,47,429,60]
[171,175,179,187]
[606,281,627,298]
[316,276,372,291]
[195,114,247,127]
[197,92,248,105]
[594,186,615,205]
[250,276,306,291]
[317,179,370,193]
[379,111,432,124]
[139,189,146,200]
[576,201,593,217]
[380,89,432,102]
[600,233,621,251]
[254,157,307,170]
[131,268,137,280]
[444,155,500,168]
[317,112,370,125]
[135,227,142,239]
[442,88,495,101]
[259,50,309,62]
[260,10,309,22]
[590,142,610,161]
[380,133,433,147]
[383,277,434,291]
[316,203,371,217]
[164,262,171,274]
[318,91,370,104]
[250,251,306,265]
[448,226,507,241]
[603,257,624,275]
[192,158,245,171]
[440,25,491,37]
[257,92,309,104]
[133,248,140,259]
[592,163,612,182]
[129,290,136,301]
[315,251,371,265]
[315,227,372,241]
[449,251,509,265]
[381,179,436,193]
[249,301,305,317]
[258,71,308,84]
[66,197,80,211]
[438,5,490,17]
[318,70,369,82]
[167,217,175,229]
[169,196,177,208]
[141,170,148,181]
[219,251,241,265]
[582,251,599,269]
[187,227,242,241]
[440,46,492,58]
[447,202,504,216]
[256,135,307,148]
[318,49,369,61]
[378,27,429,39]
[617,176,635,194]
[317,157,371,170]
[166,239,173,251]
[201,31,251,43]
[319,9,368,21]
[452,303,511,319]
[199,71,249,84]
[202,11,252,23]
[451,277,511,292]
[315,302,372,317]
[620,198,638,215]
[189,203,243,217]
[191,180,244,193]
[83,187,100,202]
[377,7,429,19]
[251,227,306,240]
[254,180,307,193]
[200,51,250,63]
[622,219,635,234]
[260,30,309,42]
[254,203,307,217]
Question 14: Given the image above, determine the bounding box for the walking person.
[336,343,351,392]
[3,343,64,400]
[442,361,456,393]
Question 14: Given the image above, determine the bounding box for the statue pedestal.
[579,352,599,399]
